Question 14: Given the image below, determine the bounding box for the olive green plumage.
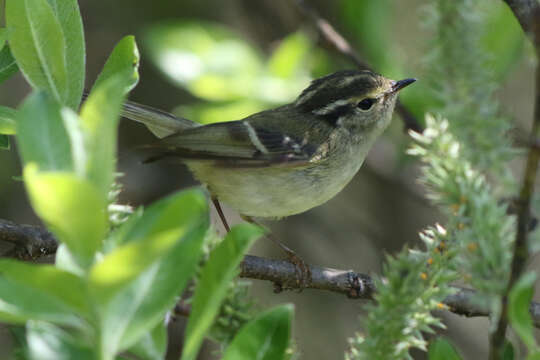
[119,70,415,218]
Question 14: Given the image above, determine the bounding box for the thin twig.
[490,1,540,358]
[293,0,424,133]
[240,255,375,298]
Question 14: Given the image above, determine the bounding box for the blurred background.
[0,0,536,358]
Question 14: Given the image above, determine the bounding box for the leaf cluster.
[0,1,294,359]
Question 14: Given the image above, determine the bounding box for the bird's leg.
[212,197,231,233]
[241,215,312,290]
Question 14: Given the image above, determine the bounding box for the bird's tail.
[82,91,197,138]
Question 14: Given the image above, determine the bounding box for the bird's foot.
[282,245,312,291]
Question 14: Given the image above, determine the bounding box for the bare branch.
[503,0,540,46]
[491,1,540,357]
[0,219,57,260]
[239,255,540,328]
[240,255,375,299]
[293,0,424,133]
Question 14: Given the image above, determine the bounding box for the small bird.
[119,70,415,222]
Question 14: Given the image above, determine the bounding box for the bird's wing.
[145,119,318,168]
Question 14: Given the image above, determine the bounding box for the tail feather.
[82,91,197,138]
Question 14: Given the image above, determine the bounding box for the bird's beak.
[391,78,416,93]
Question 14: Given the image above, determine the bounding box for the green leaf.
[0,45,19,85]
[16,92,84,173]
[43,0,86,109]
[222,305,293,360]
[0,28,6,50]
[0,135,8,150]
[128,322,167,360]
[143,21,262,101]
[0,29,19,84]
[181,223,264,360]
[502,340,515,360]
[5,0,84,109]
[92,35,140,92]
[27,321,94,360]
[268,32,311,79]
[0,106,16,135]
[81,36,139,197]
[6,0,68,106]
[509,272,537,351]
[176,100,266,125]
[55,243,86,277]
[24,166,107,267]
[0,260,89,327]
[44,0,86,109]
[428,338,462,360]
[89,189,208,357]
[480,1,524,80]
[341,0,396,74]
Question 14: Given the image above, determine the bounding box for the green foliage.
[16,93,82,173]
[42,0,85,110]
[1,3,288,358]
[508,272,539,354]
[428,338,462,360]
[6,0,84,110]
[478,2,524,80]
[26,321,94,360]
[347,0,522,358]
[143,21,263,102]
[1,0,529,359]
[24,168,108,267]
[208,279,254,346]
[80,35,139,198]
[346,225,455,359]
[0,28,6,50]
[0,260,89,327]
[128,322,167,360]
[143,22,314,124]
[222,305,293,360]
[0,45,18,84]
[182,224,263,360]
[424,0,516,173]
[340,0,395,74]
[0,106,16,134]
[0,42,19,151]
[0,135,8,150]
[409,118,514,302]
[90,190,209,358]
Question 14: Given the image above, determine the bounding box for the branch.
[503,0,540,45]
[491,1,540,357]
[293,0,424,133]
[0,219,57,260]
[240,255,375,298]
[4,218,540,328]
[239,255,540,328]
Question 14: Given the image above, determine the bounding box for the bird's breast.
[186,138,371,218]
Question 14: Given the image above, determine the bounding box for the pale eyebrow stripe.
[312,99,349,115]
[243,121,269,154]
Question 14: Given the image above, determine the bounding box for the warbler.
[119,70,415,219]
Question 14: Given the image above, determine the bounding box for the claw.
[241,215,312,289]
[283,247,312,290]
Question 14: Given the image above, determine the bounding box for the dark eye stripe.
[314,103,353,126]
[357,98,376,110]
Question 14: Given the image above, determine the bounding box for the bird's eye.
[357,98,376,111]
